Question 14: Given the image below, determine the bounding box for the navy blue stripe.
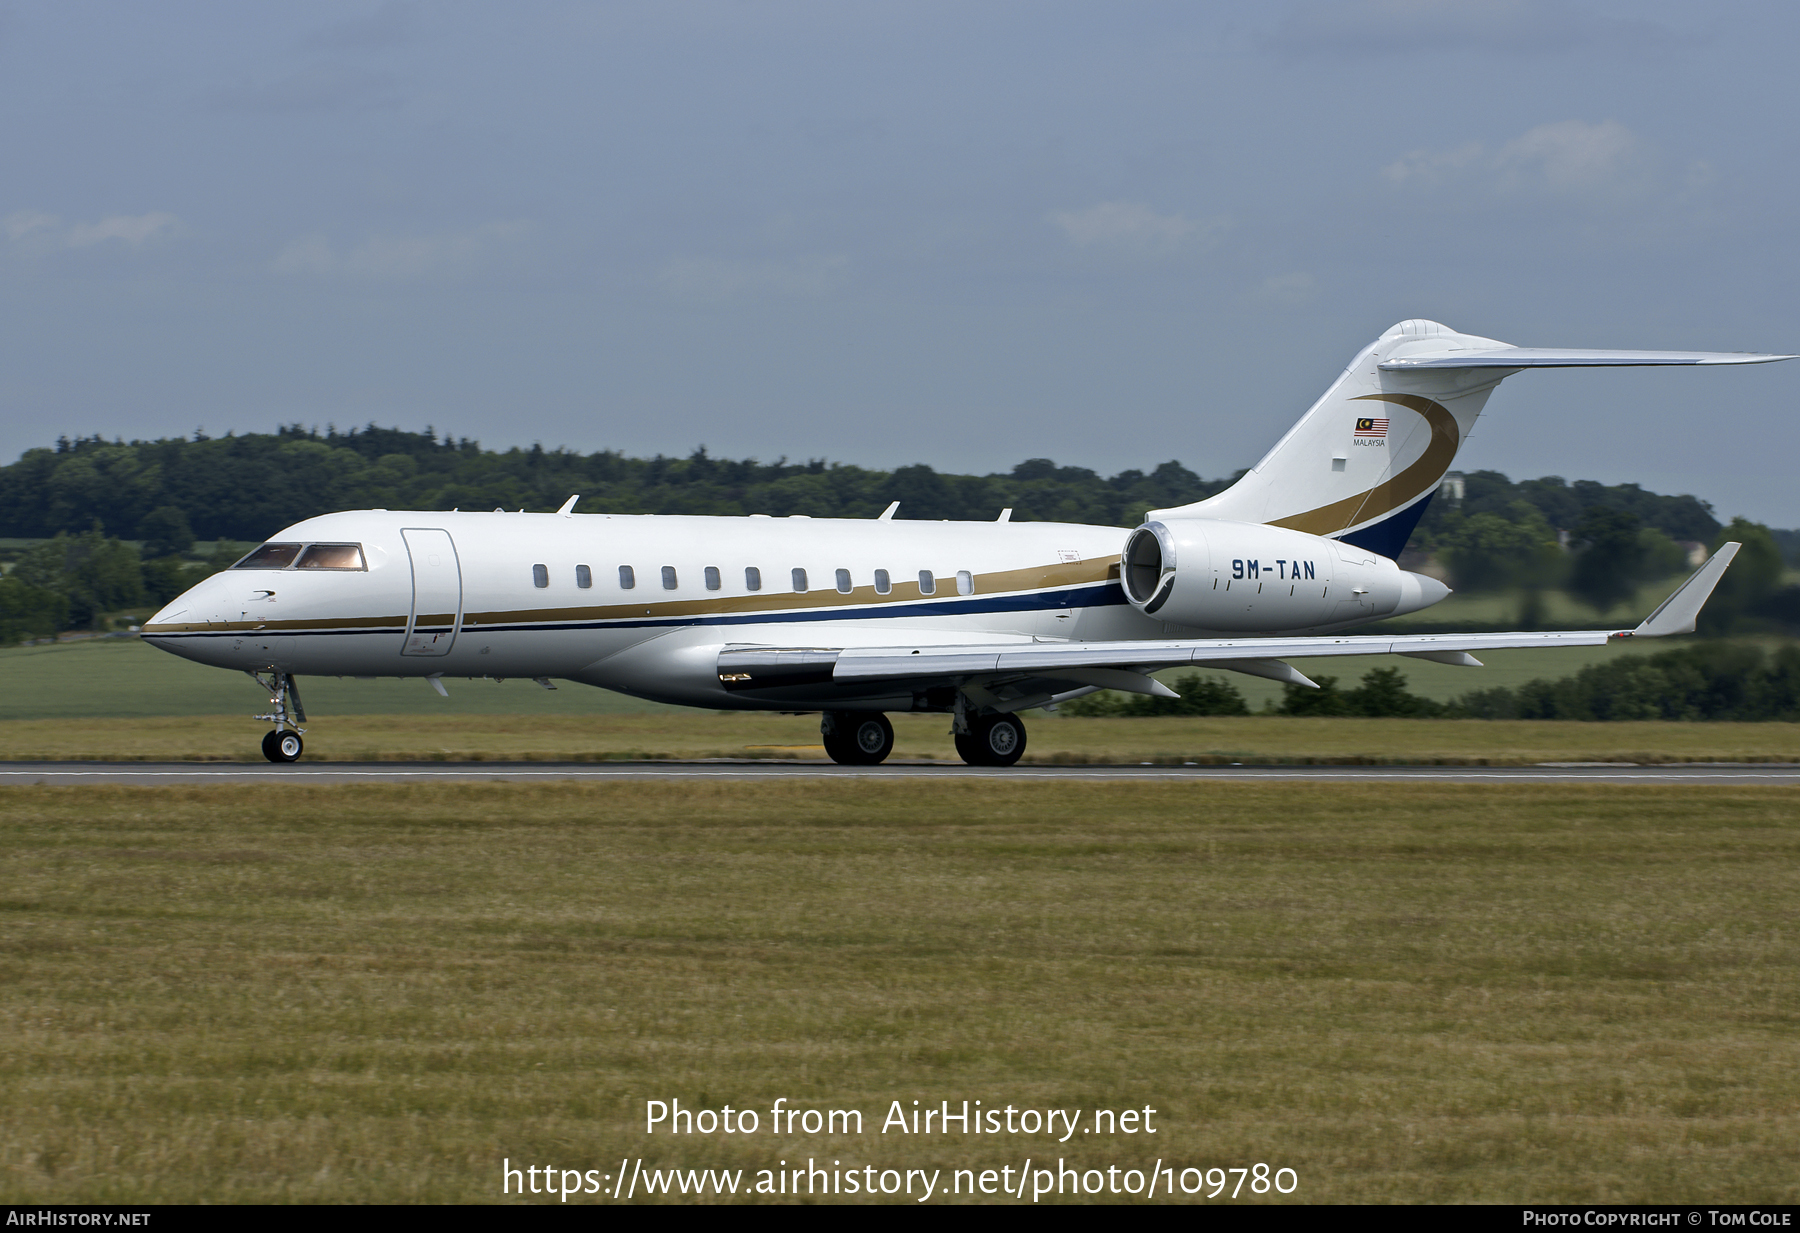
[1339,493,1434,561]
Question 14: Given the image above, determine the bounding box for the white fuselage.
[143,509,1444,711]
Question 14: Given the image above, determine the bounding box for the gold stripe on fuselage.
[143,556,1124,636]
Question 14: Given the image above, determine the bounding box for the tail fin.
[1152,319,1795,558]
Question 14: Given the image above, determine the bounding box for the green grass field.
[2,781,1797,1203]
[3,636,1797,765]
[1,634,1641,721]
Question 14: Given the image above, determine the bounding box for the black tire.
[955,713,1027,767]
[263,729,303,763]
[822,711,894,766]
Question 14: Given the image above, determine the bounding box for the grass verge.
[2,711,1798,765]
[2,781,1797,1203]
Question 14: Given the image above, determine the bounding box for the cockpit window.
[295,543,367,571]
[233,543,303,570]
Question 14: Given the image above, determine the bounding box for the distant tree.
[1636,527,1688,580]
[1698,518,1785,636]
[1277,674,1351,716]
[1062,673,1250,717]
[1567,506,1644,615]
[12,530,144,628]
[1345,667,1443,717]
[1769,527,1800,569]
[136,505,195,558]
[1446,642,1800,722]
[1440,502,1561,592]
[0,575,69,643]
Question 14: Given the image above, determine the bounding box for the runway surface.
[5,761,1800,786]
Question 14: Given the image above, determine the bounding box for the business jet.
[142,319,1792,764]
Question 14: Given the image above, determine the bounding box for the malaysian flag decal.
[1354,417,1389,438]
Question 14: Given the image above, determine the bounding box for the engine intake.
[1121,523,1177,613]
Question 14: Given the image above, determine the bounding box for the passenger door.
[401,528,462,656]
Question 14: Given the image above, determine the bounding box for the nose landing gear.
[250,670,307,763]
[261,729,304,762]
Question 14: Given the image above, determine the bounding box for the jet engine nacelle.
[1119,518,1447,632]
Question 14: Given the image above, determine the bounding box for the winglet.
[1626,543,1739,637]
[557,494,580,517]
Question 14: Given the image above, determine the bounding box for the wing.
[716,545,1740,709]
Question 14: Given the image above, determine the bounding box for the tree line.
[0,424,1231,543]
[1068,642,1800,722]
[1,424,1795,643]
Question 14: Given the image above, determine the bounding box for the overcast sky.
[3,0,1797,524]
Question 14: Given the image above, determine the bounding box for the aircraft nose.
[146,576,227,631]
[141,576,236,667]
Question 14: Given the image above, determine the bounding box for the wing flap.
[829,629,1622,684]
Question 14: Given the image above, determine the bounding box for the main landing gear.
[818,707,1030,768]
[954,712,1028,767]
[250,670,307,763]
[821,711,895,765]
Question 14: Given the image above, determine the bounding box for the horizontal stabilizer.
[1629,543,1739,637]
[1382,348,1798,370]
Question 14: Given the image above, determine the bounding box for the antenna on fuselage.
[557,495,580,517]
[877,501,899,520]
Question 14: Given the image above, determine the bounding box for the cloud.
[4,210,180,251]
[1384,119,1652,201]
[1049,201,1226,257]
[1266,0,1682,56]
[271,222,530,281]
[302,1,417,52]
[207,65,401,114]
[659,253,849,303]
[1493,119,1641,193]
[1256,272,1318,307]
[1380,142,1487,187]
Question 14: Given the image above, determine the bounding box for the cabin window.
[233,543,302,570]
[918,570,935,595]
[575,564,592,589]
[661,566,678,590]
[532,564,549,588]
[835,568,852,594]
[874,569,890,595]
[294,543,366,571]
[792,568,808,593]
[619,565,636,590]
[704,566,721,591]
[956,570,973,596]
[745,566,762,592]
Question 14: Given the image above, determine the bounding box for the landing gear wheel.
[821,711,894,766]
[955,713,1027,767]
[262,729,304,763]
